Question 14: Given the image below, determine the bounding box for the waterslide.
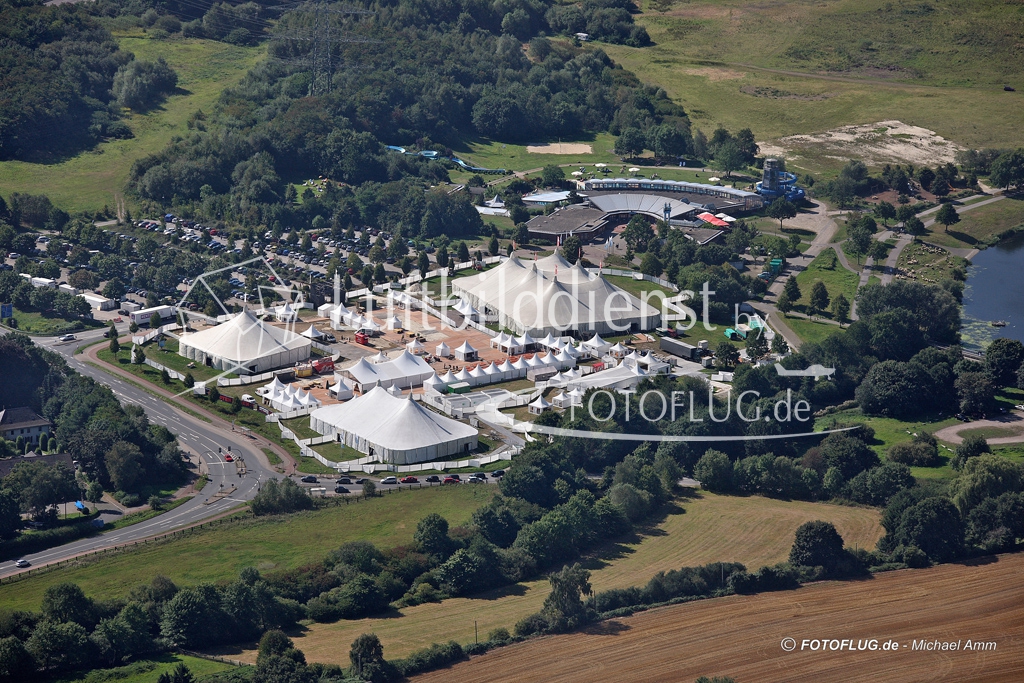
[386,145,507,175]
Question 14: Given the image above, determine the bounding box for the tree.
[714,340,739,368]
[874,201,896,226]
[415,513,452,560]
[128,321,139,334]
[989,149,1024,191]
[868,239,889,263]
[0,636,35,681]
[783,276,801,302]
[771,334,789,356]
[561,235,583,264]
[831,293,850,325]
[714,140,745,177]
[160,368,171,384]
[745,330,768,361]
[41,582,94,625]
[541,563,592,632]
[26,620,90,672]
[955,371,995,416]
[207,386,220,403]
[614,127,645,158]
[934,203,960,233]
[639,251,662,276]
[808,281,830,316]
[847,225,872,264]
[149,312,161,329]
[789,520,845,573]
[106,441,146,492]
[775,289,792,316]
[488,235,500,256]
[457,241,470,262]
[951,434,989,471]
[621,215,655,253]
[157,663,195,683]
[904,216,926,240]
[131,344,145,365]
[349,633,389,682]
[513,223,530,247]
[694,450,733,492]
[894,497,964,562]
[184,372,195,388]
[766,198,797,230]
[109,336,120,356]
[541,165,565,187]
[983,338,1024,386]
[0,489,20,538]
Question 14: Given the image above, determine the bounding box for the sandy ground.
[685,66,747,81]
[759,120,965,167]
[526,143,593,154]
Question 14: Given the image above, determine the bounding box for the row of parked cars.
[300,471,505,493]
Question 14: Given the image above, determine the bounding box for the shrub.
[393,641,466,677]
[887,440,940,467]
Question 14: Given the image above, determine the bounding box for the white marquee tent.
[340,349,435,391]
[309,386,478,464]
[178,310,310,375]
[452,254,661,336]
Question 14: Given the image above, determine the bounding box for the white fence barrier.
[141,358,186,381]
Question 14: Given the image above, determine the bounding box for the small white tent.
[454,340,478,362]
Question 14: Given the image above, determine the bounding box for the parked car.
[14,559,30,568]
[467,476,485,483]
[448,474,461,481]
[336,478,351,485]
[492,469,505,478]
[334,486,350,494]
[355,478,369,485]
[300,475,318,483]
[1015,405,1024,411]
[381,476,398,485]
[400,476,418,484]
[425,475,441,483]
[442,476,459,485]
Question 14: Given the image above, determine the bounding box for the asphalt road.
[0,325,283,578]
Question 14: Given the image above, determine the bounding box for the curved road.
[0,325,285,579]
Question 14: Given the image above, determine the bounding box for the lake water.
[961,231,1024,351]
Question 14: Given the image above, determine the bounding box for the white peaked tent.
[369,350,389,364]
[387,316,404,330]
[528,394,551,415]
[511,356,530,372]
[454,340,478,361]
[453,299,480,322]
[329,377,355,401]
[361,317,382,334]
[178,309,311,375]
[609,342,628,358]
[309,386,478,464]
[515,332,537,350]
[496,358,516,380]
[423,373,446,393]
[257,375,287,397]
[453,367,473,383]
[538,332,559,349]
[452,254,661,336]
[436,342,451,357]
[386,384,404,397]
[525,353,544,368]
[274,303,298,322]
[583,333,610,354]
[439,369,458,384]
[552,391,569,408]
[341,350,434,391]
[491,332,512,349]
[407,338,426,355]
[468,365,487,384]
[483,362,502,381]
[301,324,326,340]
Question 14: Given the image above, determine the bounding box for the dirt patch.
[762,120,965,167]
[685,66,746,82]
[526,143,592,155]
[740,85,836,100]
[415,552,1024,683]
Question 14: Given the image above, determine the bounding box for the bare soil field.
[415,552,1024,683]
[526,143,593,154]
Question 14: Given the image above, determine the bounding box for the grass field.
[780,315,842,345]
[0,486,494,612]
[595,0,1024,174]
[238,492,882,664]
[896,242,964,285]
[924,197,1024,250]
[959,425,1024,440]
[0,33,261,213]
[453,134,620,173]
[793,248,860,317]
[3,309,106,336]
[56,654,231,683]
[817,408,959,456]
[415,551,1024,683]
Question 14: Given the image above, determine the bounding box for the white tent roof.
[529,395,551,409]
[468,365,487,379]
[512,356,529,370]
[436,342,451,356]
[343,350,434,388]
[370,350,389,364]
[178,310,310,364]
[539,333,558,348]
[301,324,326,339]
[455,340,476,355]
[452,255,660,335]
[309,386,477,451]
[274,302,298,320]
[453,368,473,382]
[609,342,628,355]
[407,338,426,353]
[439,369,458,383]
[585,333,609,348]
[525,353,544,367]
[483,362,501,376]
[423,372,445,389]
[497,359,515,373]
[387,316,403,330]
[516,332,536,347]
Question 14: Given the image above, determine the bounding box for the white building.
[81,293,116,311]
[178,309,311,375]
[309,386,478,464]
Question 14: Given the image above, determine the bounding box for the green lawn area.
[595,2,1024,177]
[451,133,620,173]
[896,242,967,285]
[0,485,495,612]
[97,339,231,385]
[959,425,1024,440]
[0,33,262,213]
[923,196,1024,250]
[56,654,232,683]
[781,315,842,346]
[3,309,105,336]
[104,495,193,531]
[816,408,960,456]
[792,248,860,318]
[604,274,674,304]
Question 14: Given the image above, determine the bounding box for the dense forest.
[0,0,179,160]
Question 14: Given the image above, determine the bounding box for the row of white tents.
[422,350,578,393]
[256,376,322,411]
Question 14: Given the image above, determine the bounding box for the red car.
[224,454,234,462]
[442,476,459,485]
[400,476,418,484]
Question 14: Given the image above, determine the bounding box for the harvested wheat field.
[226,493,882,664]
[415,552,1024,683]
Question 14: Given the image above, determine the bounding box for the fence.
[307,447,515,473]
[218,369,279,387]
[142,357,186,381]
[597,267,679,293]
[131,322,180,345]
